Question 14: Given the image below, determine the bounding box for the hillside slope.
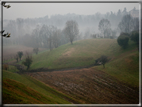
[30,38,139,87]
[3,69,78,104]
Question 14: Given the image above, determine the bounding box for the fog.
[2,2,140,49]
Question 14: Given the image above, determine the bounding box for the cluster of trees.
[117,31,139,50]
[117,14,139,50]
[20,20,79,51]
[14,51,33,70]
[3,7,136,46]
[14,51,23,62]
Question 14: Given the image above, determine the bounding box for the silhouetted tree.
[98,19,111,38]
[64,20,79,44]
[17,51,23,61]
[117,32,129,49]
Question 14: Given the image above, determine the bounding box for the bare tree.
[52,29,61,48]
[64,20,79,44]
[98,19,111,38]
[48,25,57,51]
[118,14,134,33]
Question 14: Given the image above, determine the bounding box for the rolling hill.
[3,38,139,104]
[29,38,139,87]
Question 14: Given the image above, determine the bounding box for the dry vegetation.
[25,67,139,104]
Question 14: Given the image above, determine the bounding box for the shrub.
[117,32,129,49]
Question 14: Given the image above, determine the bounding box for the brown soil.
[24,67,139,104]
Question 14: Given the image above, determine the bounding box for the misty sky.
[2,0,140,20]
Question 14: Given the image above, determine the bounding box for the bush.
[117,32,129,49]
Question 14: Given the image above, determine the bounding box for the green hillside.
[3,38,139,104]
[3,69,78,104]
[30,38,139,87]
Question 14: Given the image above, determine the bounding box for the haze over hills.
[3,7,139,47]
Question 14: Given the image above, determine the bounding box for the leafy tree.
[130,31,139,49]
[17,51,23,61]
[117,32,129,49]
[98,19,111,38]
[22,52,32,70]
[64,20,79,44]
[33,48,39,54]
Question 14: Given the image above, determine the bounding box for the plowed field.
[25,67,139,104]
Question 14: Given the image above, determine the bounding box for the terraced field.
[25,67,139,104]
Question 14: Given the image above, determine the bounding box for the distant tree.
[117,32,129,49]
[22,52,32,70]
[130,31,139,49]
[98,19,111,38]
[122,7,127,15]
[118,14,134,33]
[110,29,117,39]
[33,48,39,54]
[133,18,139,31]
[17,51,23,61]
[48,25,57,50]
[64,20,79,44]
[104,28,112,38]
[14,54,19,62]
[52,29,60,48]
